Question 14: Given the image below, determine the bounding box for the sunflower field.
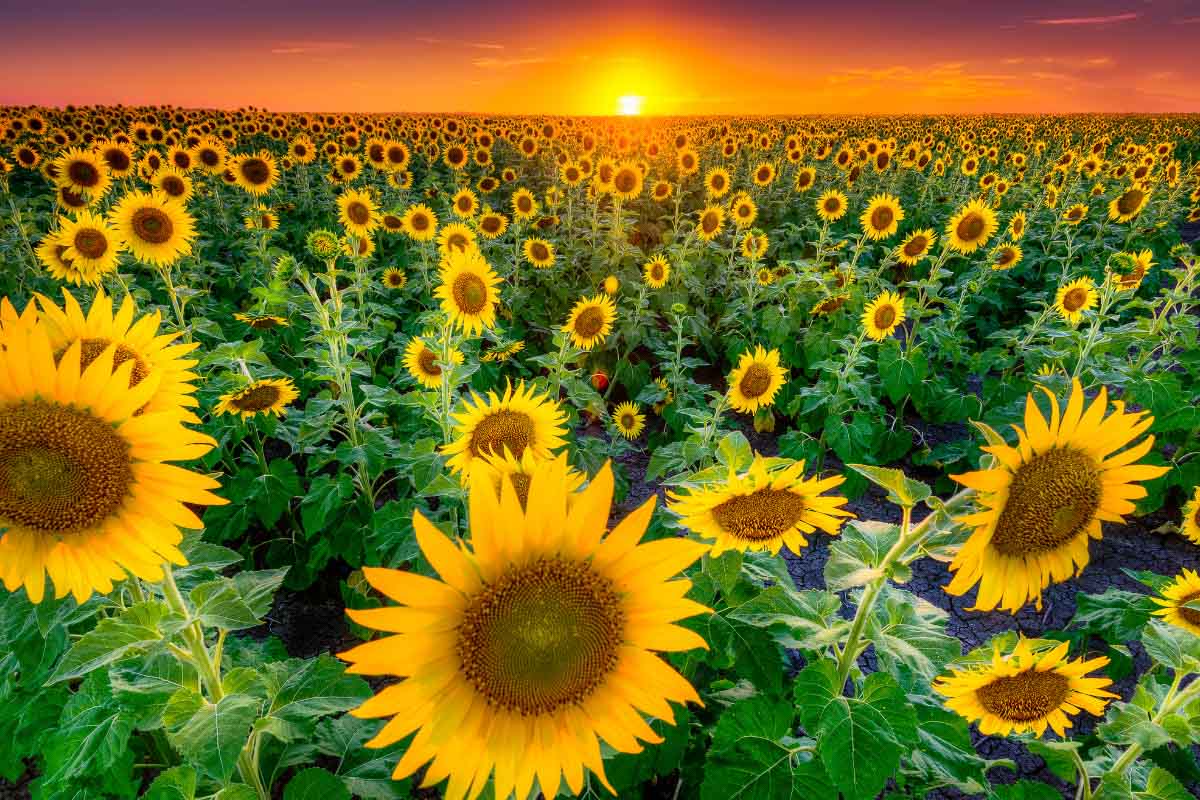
[2,108,1200,800]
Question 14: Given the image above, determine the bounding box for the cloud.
[415,37,505,50]
[472,57,547,69]
[1030,12,1138,25]
[270,41,356,55]
[468,42,505,50]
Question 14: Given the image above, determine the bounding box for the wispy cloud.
[1030,12,1138,25]
[468,42,505,50]
[416,37,505,50]
[1176,17,1200,24]
[270,41,356,55]
[472,57,547,69]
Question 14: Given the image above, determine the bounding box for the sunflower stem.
[160,564,224,702]
[1105,671,1200,783]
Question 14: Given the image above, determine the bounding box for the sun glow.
[617,95,643,116]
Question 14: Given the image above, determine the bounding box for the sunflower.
[1054,277,1097,324]
[214,377,299,419]
[96,141,135,177]
[56,210,123,278]
[382,267,407,290]
[728,345,786,414]
[669,455,851,556]
[811,293,850,317]
[1153,568,1200,635]
[897,229,935,265]
[946,198,999,253]
[860,192,904,240]
[435,247,501,335]
[523,238,556,269]
[1108,185,1150,223]
[1178,487,1200,545]
[643,255,670,288]
[992,243,1023,271]
[480,340,525,364]
[948,380,1169,613]
[602,275,620,296]
[437,222,478,258]
[1062,203,1088,226]
[452,188,479,219]
[442,381,568,476]
[193,137,226,174]
[109,190,196,268]
[704,167,731,198]
[696,205,725,242]
[862,291,906,341]
[511,188,538,220]
[36,234,91,286]
[741,232,768,261]
[473,446,586,511]
[934,638,1116,738]
[229,151,279,196]
[477,210,508,239]
[0,322,225,604]
[234,312,288,330]
[816,189,848,222]
[752,162,777,187]
[306,229,341,261]
[611,162,643,200]
[793,167,816,192]
[402,204,438,242]
[54,147,111,199]
[563,294,617,350]
[338,188,380,239]
[612,402,645,440]
[404,336,464,389]
[152,167,194,202]
[36,289,202,419]
[1009,211,1027,239]
[730,194,758,228]
[340,455,707,798]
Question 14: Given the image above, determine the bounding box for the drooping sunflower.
[229,151,279,196]
[442,381,568,476]
[948,380,1169,613]
[382,267,407,290]
[727,345,786,414]
[214,377,299,419]
[860,192,904,240]
[1108,185,1150,223]
[1112,249,1155,292]
[109,190,196,268]
[696,205,725,242]
[401,204,438,242]
[233,312,288,330]
[946,198,999,253]
[1054,277,1098,324]
[563,294,617,350]
[1178,486,1200,545]
[404,336,463,389]
[340,455,708,798]
[669,455,851,556]
[810,293,850,317]
[612,401,645,440]
[934,638,1116,738]
[1152,568,1200,634]
[54,147,111,199]
[435,248,501,335]
[56,210,123,278]
[522,237,556,269]
[479,340,525,364]
[862,291,906,341]
[643,255,670,288]
[0,323,226,604]
[337,188,380,239]
[992,243,1023,271]
[816,189,848,222]
[36,289,202,419]
[897,228,935,265]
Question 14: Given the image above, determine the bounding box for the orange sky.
[1,1,1198,114]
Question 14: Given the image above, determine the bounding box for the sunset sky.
[2,0,1198,114]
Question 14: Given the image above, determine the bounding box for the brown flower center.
[1062,287,1090,312]
[230,384,282,413]
[991,447,1102,557]
[1116,189,1144,216]
[346,201,370,225]
[67,159,100,188]
[903,235,928,257]
[131,207,174,244]
[239,157,271,185]
[870,205,894,231]
[469,409,536,459]
[417,347,440,377]
[957,213,985,242]
[738,363,773,399]
[713,488,809,542]
[573,306,607,339]
[874,305,898,330]
[975,668,1070,722]
[73,228,109,260]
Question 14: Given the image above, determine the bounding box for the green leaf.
[1142,620,1200,673]
[846,464,931,507]
[1071,588,1156,644]
[704,615,785,697]
[256,458,302,527]
[824,520,899,592]
[993,779,1065,800]
[166,691,262,784]
[110,650,190,729]
[909,697,989,789]
[1098,699,1172,751]
[234,568,289,618]
[48,600,175,684]
[704,550,743,597]
[41,671,134,787]
[312,716,412,799]
[729,585,846,651]
[284,767,350,800]
[191,578,265,631]
[867,586,961,690]
[1143,766,1194,800]
[716,430,754,472]
[1025,739,1081,783]
[216,786,260,800]
[259,655,372,743]
[144,765,198,800]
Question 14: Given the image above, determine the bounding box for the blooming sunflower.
[612,402,645,440]
[1062,204,1088,226]
[452,188,479,218]
[696,205,725,242]
[946,198,998,254]
[0,322,225,604]
[109,190,195,268]
[382,267,407,289]
[402,204,438,242]
[152,167,194,203]
[934,638,1116,737]
[477,210,508,239]
[523,238,555,269]
[437,223,478,258]
[816,189,848,222]
[563,294,616,350]
[643,255,670,288]
[214,377,299,419]
[54,147,111,199]
[56,210,123,279]
[669,455,851,556]
[404,336,463,389]
[811,294,850,317]
[233,312,288,330]
[511,187,538,220]
[472,446,585,510]
[1054,277,1097,324]
[1108,186,1150,223]
[728,345,786,414]
[442,381,568,476]
[897,229,935,265]
[860,193,904,240]
[229,151,279,196]
[36,234,92,286]
[611,162,643,200]
[1178,486,1200,545]
[1152,568,1200,634]
[862,291,906,341]
[704,167,731,198]
[339,456,708,799]
[948,380,1169,613]
[338,188,380,239]
[435,248,501,335]
[992,243,1023,271]
[730,194,758,228]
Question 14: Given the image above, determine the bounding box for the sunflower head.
[643,255,670,288]
[435,248,501,335]
[563,294,617,351]
[1054,277,1098,324]
[403,336,463,390]
[214,378,299,419]
[109,190,196,268]
[612,401,645,440]
[442,381,568,476]
[897,229,935,265]
[817,189,848,222]
[1153,567,1200,635]
[727,345,786,414]
[946,198,998,253]
[523,237,555,268]
[860,192,904,240]
[862,291,906,341]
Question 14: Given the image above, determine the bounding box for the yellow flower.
[1178,486,1200,545]
[441,381,568,476]
[862,291,906,341]
[401,204,438,242]
[109,190,196,268]
[643,255,670,288]
[435,248,501,335]
[612,401,645,440]
[563,294,617,350]
[727,345,786,414]
[1108,185,1150,223]
[946,198,998,253]
[214,378,299,418]
[522,237,555,269]
[1152,567,1200,634]
[404,336,464,389]
[1054,277,1097,324]
[860,192,904,240]
[696,205,725,242]
[337,188,380,239]
[897,229,935,265]
[816,189,848,222]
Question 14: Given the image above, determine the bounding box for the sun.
[617,94,643,115]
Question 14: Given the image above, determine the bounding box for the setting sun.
[617,94,643,115]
